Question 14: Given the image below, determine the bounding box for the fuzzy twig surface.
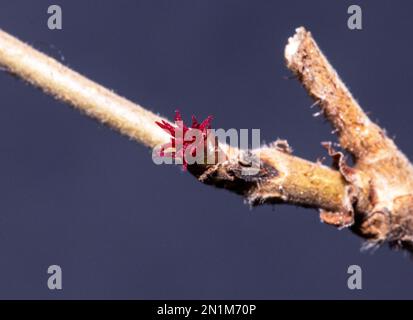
[1,27,412,251]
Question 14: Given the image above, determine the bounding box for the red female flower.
[155,110,213,169]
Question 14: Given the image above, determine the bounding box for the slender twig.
[0,29,169,148]
[1,27,412,251]
[0,28,357,213]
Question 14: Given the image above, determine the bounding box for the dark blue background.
[0,0,412,299]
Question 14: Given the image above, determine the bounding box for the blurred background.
[0,0,412,299]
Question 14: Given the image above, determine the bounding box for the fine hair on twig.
[1,26,413,253]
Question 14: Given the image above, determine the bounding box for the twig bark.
[285,28,413,249]
[1,27,412,251]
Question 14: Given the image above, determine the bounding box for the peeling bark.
[1,26,413,253]
[285,27,413,249]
